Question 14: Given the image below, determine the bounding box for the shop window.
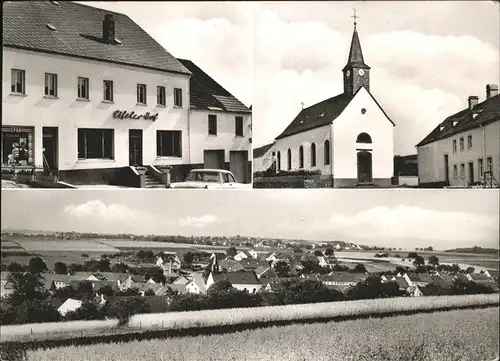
[77,128,114,159]
[157,130,182,157]
[1,126,34,166]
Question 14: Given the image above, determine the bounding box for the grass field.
[1,294,498,343]
[25,307,500,361]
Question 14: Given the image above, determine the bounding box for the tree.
[425,246,434,251]
[412,255,425,267]
[28,257,47,274]
[273,261,290,277]
[136,249,155,262]
[183,252,194,264]
[450,264,461,273]
[466,267,475,274]
[109,297,151,326]
[279,279,344,305]
[353,263,367,273]
[75,281,94,300]
[347,276,403,300]
[226,247,238,258]
[324,248,335,256]
[207,280,233,296]
[81,253,89,259]
[313,250,323,257]
[64,301,104,321]
[407,252,418,259]
[67,263,83,275]
[97,284,115,297]
[97,259,111,272]
[144,289,155,296]
[112,262,128,273]
[7,262,24,273]
[149,268,166,284]
[428,256,440,267]
[54,262,68,275]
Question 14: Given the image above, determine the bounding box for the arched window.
[277,151,281,171]
[324,140,330,165]
[299,146,304,168]
[356,132,372,144]
[311,143,316,167]
[287,148,292,170]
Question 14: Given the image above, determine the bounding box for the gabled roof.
[239,259,268,269]
[177,58,251,114]
[212,271,260,285]
[320,272,357,283]
[394,276,410,289]
[219,259,245,272]
[187,272,207,293]
[253,143,275,158]
[416,94,500,147]
[3,1,190,75]
[469,273,496,282]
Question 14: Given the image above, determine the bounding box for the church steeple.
[343,10,371,97]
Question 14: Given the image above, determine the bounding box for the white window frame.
[459,137,464,151]
[77,77,89,100]
[103,80,114,102]
[11,69,26,94]
[137,84,147,105]
[44,73,58,97]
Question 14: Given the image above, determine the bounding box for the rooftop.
[3,1,190,75]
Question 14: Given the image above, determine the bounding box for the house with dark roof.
[254,20,395,188]
[233,249,258,261]
[2,1,250,186]
[416,85,499,188]
[176,59,252,184]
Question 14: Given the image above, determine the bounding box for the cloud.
[253,5,499,155]
[179,214,221,228]
[278,205,499,249]
[64,200,137,220]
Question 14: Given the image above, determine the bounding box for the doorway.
[468,162,474,184]
[357,151,372,183]
[42,127,58,172]
[230,150,248,183]
[129,129,143,166]
[444,154,449,184]
[203,150,225,170]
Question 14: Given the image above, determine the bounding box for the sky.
[81,1,499,156]
[2,189,498,250]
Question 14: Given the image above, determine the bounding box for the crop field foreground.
[25,307,500,361]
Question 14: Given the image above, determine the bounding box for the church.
[267,19,395,187]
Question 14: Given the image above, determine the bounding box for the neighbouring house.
[318,256,337,268]
[301,254,320,264]
[253,142,277,173]
[239,258,269,271]
[206,271,262,293]
[408,286,424,297]
[1,280,15,298]
[484,269,500,281]
[138,283,164,296]
[57,298,83,316]
[119,274,146,291]
[416,84,499,187]
[319,272,359,287]
[393,276,410,292]
[218,259,245,273]
[172,274,192,285]
[156,253,182,274]
[255,266,278,280]
[467,273,499,290]
[266,252,288,264]
[400,272,432,288]
[185,273,207,294]
[263,21,395,188]
[381,274,396,282]
[234,249,258,261]
[41,274,85,291]
[155,283,186,296]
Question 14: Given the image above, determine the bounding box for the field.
[1,294,498,343]
[25,307,500,361]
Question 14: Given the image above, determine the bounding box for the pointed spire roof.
[343,26,370,71]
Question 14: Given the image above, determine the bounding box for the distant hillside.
[445,246,499,255]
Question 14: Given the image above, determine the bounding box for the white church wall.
[332,87,394,180]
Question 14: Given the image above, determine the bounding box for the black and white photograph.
[252,1,499,189]
[1,1,499,361]
[2,1,253,189]
[0,189,499,360]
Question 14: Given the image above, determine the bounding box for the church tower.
[343,11,370,97]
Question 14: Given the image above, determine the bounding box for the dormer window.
[46,24,57,31]
[452,121,457,127]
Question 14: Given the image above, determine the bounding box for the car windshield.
[185,171,220,182]
[222,173,236,183]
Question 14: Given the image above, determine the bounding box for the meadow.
[25,307,500,361]
[1,294,498,343]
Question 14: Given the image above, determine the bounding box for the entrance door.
[129,129,143,166]
[230,150,248,183]
[203,150,225,170]
[42,127,58,171]
[357,151,372,183]
[444,154,449,184]
[468,162,474,184]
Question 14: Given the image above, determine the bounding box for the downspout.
[479,123,486,184]
[330,122,334,187]
[187,83,192,167]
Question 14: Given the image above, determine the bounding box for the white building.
[206,271,262,293]
[416,85,499,187]
[2,1,251,186]
[255,22,395,187]
[253,142,276,173]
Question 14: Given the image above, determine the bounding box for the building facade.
[416,85,499,187]
[258,22,395,187]
[2,1,251,185]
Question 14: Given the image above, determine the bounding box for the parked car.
[168,169,250,189]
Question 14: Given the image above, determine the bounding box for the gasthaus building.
[2,1,252,187]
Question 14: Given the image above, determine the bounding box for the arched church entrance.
[357,151,372,183]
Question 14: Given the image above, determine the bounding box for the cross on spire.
[352,8,359,28]
[301,101,305,109]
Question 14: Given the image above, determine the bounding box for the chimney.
[468,96,479,110]
[102,14,115,43]
[486,84,499,99]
